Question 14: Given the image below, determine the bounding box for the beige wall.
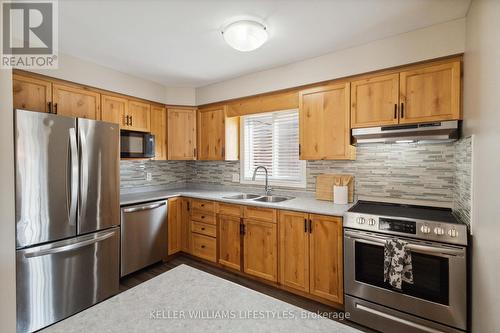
[196,18,466,104]
[0,69,17,332]
[28,53,196,105]
[463,0,500,331]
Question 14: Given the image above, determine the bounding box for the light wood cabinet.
[299,83,355,160]
[167,198,182,255]
[191,233,217,262]
[150,105,167,160]
[351,73,400,128]
[279,211,343,304]
[308,214,343,303]
[197,106,239,161]
[167,108,197,160]
[180,198,191,253]
[399,61,461,124]
[243,218,278,282]
[101,94,127,125]
[279,210,310,292]
[52,83,100,119]
[124,100,150,132]
[218,214,242,270]
[12,74,52,113]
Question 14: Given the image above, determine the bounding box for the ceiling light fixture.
[222,20,268,52]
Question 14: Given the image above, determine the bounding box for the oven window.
[355,242,449,305]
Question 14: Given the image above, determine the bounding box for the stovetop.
[344,200,468,246]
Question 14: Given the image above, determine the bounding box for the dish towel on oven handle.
[383,238,414,289]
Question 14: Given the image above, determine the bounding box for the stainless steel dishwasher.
[120,200,168,277]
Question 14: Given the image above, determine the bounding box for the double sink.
[222,193,294,203]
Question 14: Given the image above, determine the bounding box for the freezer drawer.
[16,227,120,333]
[121,200,167,277]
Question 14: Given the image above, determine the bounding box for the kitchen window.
[240,109,306,188]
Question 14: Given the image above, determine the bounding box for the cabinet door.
[299,83,352,160]
[243,219,278,282]
[150,106,167,160]
[126,100,151,132]
[12,74,52,113]
[218,214,242,270]
[167,108,197,160]
[399,61,461,124]
[101,94,127,126]
[309,214,343,304]
[52,83,100,119]
[279,210,310,292]
[198,107,225,160]
[167,198,181,255]
[180,198,191,253]
[351,73,399,128]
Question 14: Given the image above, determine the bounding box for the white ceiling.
[59,0,471,88]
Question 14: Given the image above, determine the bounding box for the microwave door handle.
[346,233,464,256]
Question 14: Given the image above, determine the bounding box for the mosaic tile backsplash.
[120,138,472,224]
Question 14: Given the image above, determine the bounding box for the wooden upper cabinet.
[299,83,354,160]
[399,60,461,124]
[351,73,399,128]
[167,198,182,255]
[198,106,239,161]
[13,74,52,113]
[279,210,310,293]
[52,83,100,119]
[150,105,167,160]
[243,219,278,282]
[125,100,150,132]
[218,214,242,271]
[309,214,343,304]
[101,94,127,125]
[167,108,197,160]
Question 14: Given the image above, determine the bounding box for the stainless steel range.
[344,201,468,333]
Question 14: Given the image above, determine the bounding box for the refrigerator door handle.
[78,127,89,222]
[68,128,78,225]
[23,230,115,258]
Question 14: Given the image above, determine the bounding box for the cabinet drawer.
[191,199,215,213]
[217,203,242,217]
[191,233,216,262]
[191,221,216,237]
[191,210,216,225]
[244,206,277,223]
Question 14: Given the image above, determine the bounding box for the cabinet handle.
[193,147,197,158]
[201,245,206,249]
[394,104,397,119]
[308,219,312,233]
[201,215,205,219]
[299,144,301,156]
[48,102,52,113]
[130,116,133,126]
[400,103,404,118]
[54,103,58,115]
[304,218,308,232]
[201,227,205,231]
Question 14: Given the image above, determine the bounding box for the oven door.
[344,229,467,330]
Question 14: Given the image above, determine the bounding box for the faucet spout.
[252,166,272,196]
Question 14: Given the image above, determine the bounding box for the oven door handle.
[345,233,465,257]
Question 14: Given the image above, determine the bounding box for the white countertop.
[120,188,354,217]
[43,265,360,333]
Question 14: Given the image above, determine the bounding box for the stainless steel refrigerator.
[14,109,120,333]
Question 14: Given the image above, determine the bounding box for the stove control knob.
[447,229,458,238]
[367,218,376,226]
[420,225,431,234]
[356,217,366,224]
[434,227,445,236]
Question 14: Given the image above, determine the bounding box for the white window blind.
[241,109,306,188]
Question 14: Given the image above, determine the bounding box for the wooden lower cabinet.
[167,198,182,255]
[243,219,278,282]
[218,214,242,270]
[191,233,217,262]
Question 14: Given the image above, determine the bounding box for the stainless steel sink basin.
[223,194,262,200]
[253,195,293,203]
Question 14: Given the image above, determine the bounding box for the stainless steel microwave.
[120,131,155,158]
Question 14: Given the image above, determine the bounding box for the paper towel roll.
[333,185,348,205]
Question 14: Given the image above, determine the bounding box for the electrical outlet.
[232,173,240,182]
[146,172,152,181]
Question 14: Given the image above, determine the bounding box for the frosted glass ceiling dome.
[222,20,268,52]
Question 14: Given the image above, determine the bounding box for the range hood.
[352,120,460,145]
